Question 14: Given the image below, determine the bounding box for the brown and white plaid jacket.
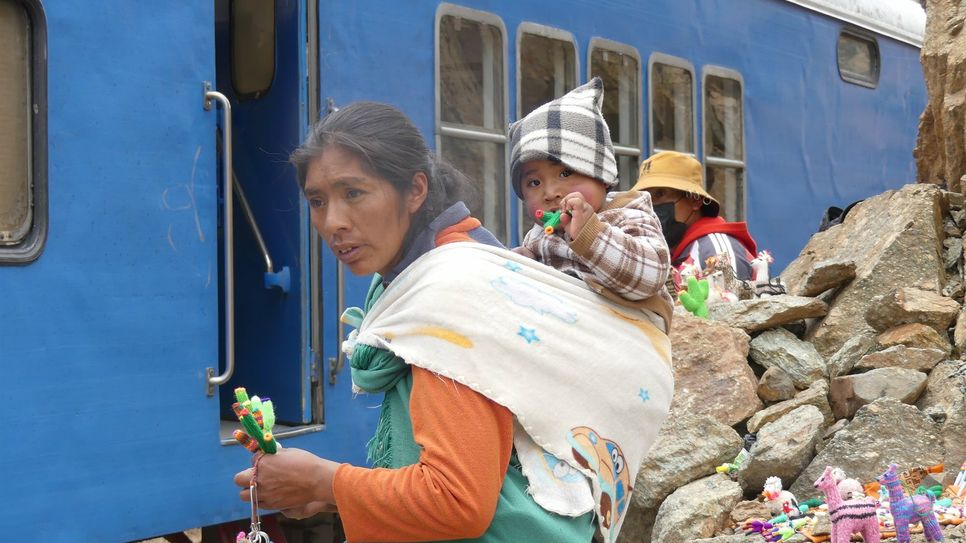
[521,190,674,329]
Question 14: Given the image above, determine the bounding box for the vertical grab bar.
[204,83,235,396]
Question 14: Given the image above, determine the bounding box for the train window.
[703,69,745,221]
[436,5,508,242]
[517,24,577,117]
[589,39,641,190]
[0,0,45,263]
[648,54,696,155]
[230,0,276,99]
[837,30,879,88]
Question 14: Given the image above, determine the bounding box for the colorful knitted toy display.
[878,463,944,542]
[231,387,278,454]
[814,466,881,543]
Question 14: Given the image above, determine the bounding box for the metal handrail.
[204,85,235,396]
[233,173,273,274]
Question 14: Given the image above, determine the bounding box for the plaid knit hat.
[508,77,618,199]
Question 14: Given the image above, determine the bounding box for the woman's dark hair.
[291,102,479,243]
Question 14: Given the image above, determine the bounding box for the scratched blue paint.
[2,0,926,540]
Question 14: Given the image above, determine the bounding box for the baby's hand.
[561,192,594,238]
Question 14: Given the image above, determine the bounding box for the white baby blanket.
[350,243,674,542]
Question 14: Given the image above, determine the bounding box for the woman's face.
[303,145,426,276]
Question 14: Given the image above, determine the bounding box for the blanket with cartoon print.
[348,243,674,543]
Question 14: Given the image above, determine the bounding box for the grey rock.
[749,328,827,389]
[730,500,774,524]
[789,397,944,499]
[795,259,857,297]
[954,306,966,355]
[815,418,849,454]
[827,333,876,378]
[747,380,834,433]
[738,405,827,494]
[706,295,828,334]
[853,345,946,372]
[942,400,966,488]
[692,536,748,543]
[829,367,928,419]
[865,287,960,334]
[651,474,742,543]
[618,414,743,543]
[757,366,798,403]
[946,236,963,269]
[667,314,762,426]
[784,185,946,358]
[917,360,966,414]
[632,414,743,511]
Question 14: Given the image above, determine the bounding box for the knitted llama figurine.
[878,463,944,542]
[814,466,881,543]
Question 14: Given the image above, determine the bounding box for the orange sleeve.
[332,366,513,542]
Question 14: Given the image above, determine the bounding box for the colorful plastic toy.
[878,462,943,542]
[814,466,880,543]
[535,208,571,234]
[678,276,709,318]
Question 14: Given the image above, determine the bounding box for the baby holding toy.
[508,78,673,329]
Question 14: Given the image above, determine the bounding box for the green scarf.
[348,274,595,542]
[349,275,420,468]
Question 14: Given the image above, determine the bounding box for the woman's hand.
[234,448,341,512]
[562,192,594,238]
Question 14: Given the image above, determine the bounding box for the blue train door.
[213,0,319,425]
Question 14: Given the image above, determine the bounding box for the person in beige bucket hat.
[632,151,758,280]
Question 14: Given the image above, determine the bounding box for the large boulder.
[782,184,946,358]
[749,328,826,389]
[757,366,797,403]
[667,314,762,426]
[828,367,928,419]
[853,346,946,373]
[917,360,966,414]
[865,287,960,334]
[747,380,833,433]
[737,405,827,494]
[618,414,743,542]
[789,398,944,499]
[954,305,966,355]
[706,295,828,334]
[651,474,742,543]
[826,333,876,378]
[877,322,952,354]
[793,259,857,297]
[916,0,966,192]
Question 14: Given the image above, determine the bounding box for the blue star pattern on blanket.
[518,326,540,344]
[638,388,650,403]
[504,260,522,272]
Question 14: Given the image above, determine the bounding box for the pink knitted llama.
[814,466,881,543]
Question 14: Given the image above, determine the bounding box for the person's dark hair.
[291,102,479,244]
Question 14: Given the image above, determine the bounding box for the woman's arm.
[334,366,514,542]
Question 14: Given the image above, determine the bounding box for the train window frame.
[434,3,510,243]
[647,52,697,157]
[837,28,880,89]
[0,0,47,265]
[229,0,276,100]
[587,38,642,191]
[515,22,578,241]
[701,66,746,222]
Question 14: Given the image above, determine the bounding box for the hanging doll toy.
[878,462,944,543]
[232,387,279,543]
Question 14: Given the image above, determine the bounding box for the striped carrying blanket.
[351,243,674,542]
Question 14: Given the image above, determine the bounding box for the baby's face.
[519,159,607,219]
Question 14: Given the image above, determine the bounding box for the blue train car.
[1,0,925,540]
